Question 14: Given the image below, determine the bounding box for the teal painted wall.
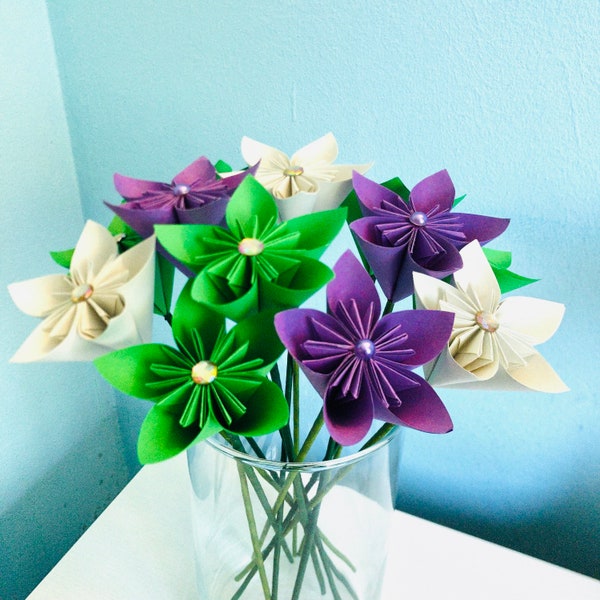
[2,0,597,595]
[0,2,129,598]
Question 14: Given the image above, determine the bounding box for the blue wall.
[2,0,597,594]
[0,2,130,598]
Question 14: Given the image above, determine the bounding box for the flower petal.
[70,220,118,282]
[324,385,374,445]
[374,372,453,433]
[454,213,510,246]
[496,296,565,344]
[352,171,401,216]
[8,274,72,316]
[137,404,222,464]
[172,156,215,185]
[410,170,455,213]
[373,309,454,367]
[291,132,338,166]
[114,173,165,198]
[241,136,289,168]
[504,348,569,393]
[327,250,380,325]
[453,240,500,313]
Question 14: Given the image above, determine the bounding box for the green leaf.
[452,194,466,208]
[483,247,512,270]
[137,405,221,464]
[493,268,539,293]
[153,253,175,316]
[225,176,278,235]
[173,279,224,354]
[214,159,233,173]
[49,248,74,269]
[227,379,289,438]
[94,344,184,400]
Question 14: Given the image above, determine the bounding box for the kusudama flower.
[275,250,454,445]
[106,156,255,238]
[350,170,510,301]
[241,133,372,220]
[413,240,568,393]
[94,282,288,463]
[8,220,155,362]
[155,176,347,322]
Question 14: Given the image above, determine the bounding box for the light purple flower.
[106,157,255,238]
[275,250,454,445]
[350,170,510,301]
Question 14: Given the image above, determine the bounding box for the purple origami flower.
[350,171,510,301]
[275,250,454,445]
[106,157,255,238]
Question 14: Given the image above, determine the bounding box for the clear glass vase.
[187,432,399,600]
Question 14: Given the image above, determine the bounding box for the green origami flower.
[94,280,288,463]
[155,176,347,321]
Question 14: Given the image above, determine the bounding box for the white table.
[28,454,600,599]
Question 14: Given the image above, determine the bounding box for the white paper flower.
[241,132,372,220]
[9,220,155,362]
[413,240,568,393]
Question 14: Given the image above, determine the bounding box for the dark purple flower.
[350,170,509,301]
[106,157,256,238]
[274,250,454,445]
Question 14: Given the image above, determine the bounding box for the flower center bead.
[238,238,264,256]
[283,165,304,177]
[191,361,218,384]
[354,339,376,360]
[409,211,428,226]
[172,184,190,196]
[71,283,94,303]
[475,311,499,333]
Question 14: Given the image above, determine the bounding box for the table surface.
[28,453,600,600]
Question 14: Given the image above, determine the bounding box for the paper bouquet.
[8,133,568,600]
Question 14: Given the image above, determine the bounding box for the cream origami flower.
[241,132,372,220]
[9,220,155,362]
[413,240,568,393]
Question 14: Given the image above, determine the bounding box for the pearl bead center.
[71,283,94,303]
[475,311,499,333]
[238,238,265,256]
[355,339,376,360]
[191,361,218,384]
[409,211,428,226]
[283,165,304,177]
[172,184,190,196]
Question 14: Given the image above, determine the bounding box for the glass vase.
[187,432,399,600]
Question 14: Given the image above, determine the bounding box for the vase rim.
[202,429,400,472]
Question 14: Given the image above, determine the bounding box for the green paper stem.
[361,422,397,450]
[382,298,395,316]
[292,359,300,457]
[236,462,272,600]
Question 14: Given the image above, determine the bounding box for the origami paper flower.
[9,220,155,362]
[241,133,372,220]
[350,171,510,301]
[275,250,454,445]
[156,176,347,322]
[413,240,568,393]
[95,281,288,463]
[106,156,255,238]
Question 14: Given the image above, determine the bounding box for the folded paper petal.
[241,134,371,218]
[275,251,453,444]
[9,221,155,363]
[414,240,567,393]
[351,171,509,301]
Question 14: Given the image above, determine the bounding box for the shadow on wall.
[396,475,600,580]
[0,418,129,600]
